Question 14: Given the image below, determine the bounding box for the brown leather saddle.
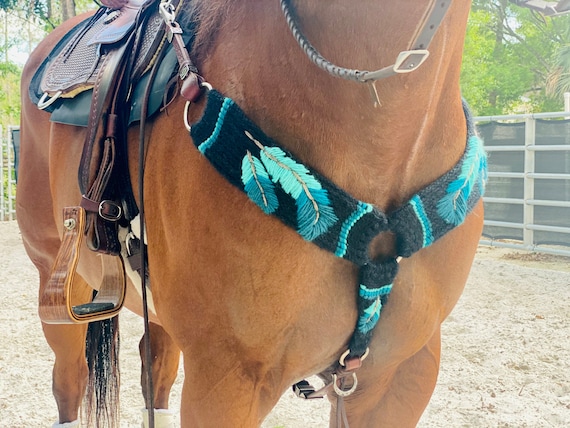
[34,0,192,323]
[30,0,180,126]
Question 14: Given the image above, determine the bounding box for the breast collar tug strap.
[190,88,487,358]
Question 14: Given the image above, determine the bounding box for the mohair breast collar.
[190,89,487,358]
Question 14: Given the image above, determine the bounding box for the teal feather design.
[357,298,382,334]
[437,136,487,226]
[241,151,279,214]
[245,131,338,241]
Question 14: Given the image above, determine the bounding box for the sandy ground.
[0,220,569,427]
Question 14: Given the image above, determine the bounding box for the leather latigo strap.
[39,206,126,324]
[77,2,167,255]
[78,33,134,255]
[80,135,123,255]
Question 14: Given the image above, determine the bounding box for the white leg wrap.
[51,420,80,428]
[141,408,177,428]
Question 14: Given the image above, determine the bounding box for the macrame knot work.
[348,258,399,357]
[190,89,487,362]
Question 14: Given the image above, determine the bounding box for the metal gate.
[476,112,570,256]
[1,126,18,221]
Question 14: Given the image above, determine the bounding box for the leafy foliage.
[547,25,570,97]
[461,0,570,115]
[0,0,16,10]
[0,61,21,128]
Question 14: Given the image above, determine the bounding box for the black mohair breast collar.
[190,88,487,358]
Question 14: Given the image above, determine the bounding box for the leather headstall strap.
[280,0,452,106]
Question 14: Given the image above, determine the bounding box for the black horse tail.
[83,315,121,428]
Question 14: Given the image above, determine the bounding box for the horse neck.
[194,0,471,211]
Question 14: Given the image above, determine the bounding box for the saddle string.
[131,0,196,423]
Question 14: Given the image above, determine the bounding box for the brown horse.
[18,0,482,426]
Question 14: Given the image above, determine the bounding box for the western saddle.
[33,0,202,323]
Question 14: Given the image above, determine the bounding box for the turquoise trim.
[410,194,434,248]
[335,201,373,258]
[359,283,393,300]
[197,97,234,154]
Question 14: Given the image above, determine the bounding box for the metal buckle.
[158,1,176,24]
[98,200,122,221]
[330,347,370,397]
[393,50,430,74]
[292,380,317,399]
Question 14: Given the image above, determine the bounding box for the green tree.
[461,0,570,115]
[0,61,20,126]
[547,25,570,97]
[0,0,96,129]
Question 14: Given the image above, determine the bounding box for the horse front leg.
[140,322,181,428]
[40,272,91,426]
[43,323,89,427]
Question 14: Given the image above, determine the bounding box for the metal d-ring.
[332,373,358,397]
[338,347,370,367]
[37,91,63,110]
[184,82,212,132]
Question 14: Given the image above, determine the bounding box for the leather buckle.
[393,50,430,74]
[98,200,122,221]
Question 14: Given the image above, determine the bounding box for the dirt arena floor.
[1,220,569,427]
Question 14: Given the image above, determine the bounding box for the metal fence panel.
[476,113,570,256]
[1,126,17,221]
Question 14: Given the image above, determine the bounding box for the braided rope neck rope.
[190,89,487,359]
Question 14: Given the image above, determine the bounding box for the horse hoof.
[51,420,79,428]
[141,408,176,428]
